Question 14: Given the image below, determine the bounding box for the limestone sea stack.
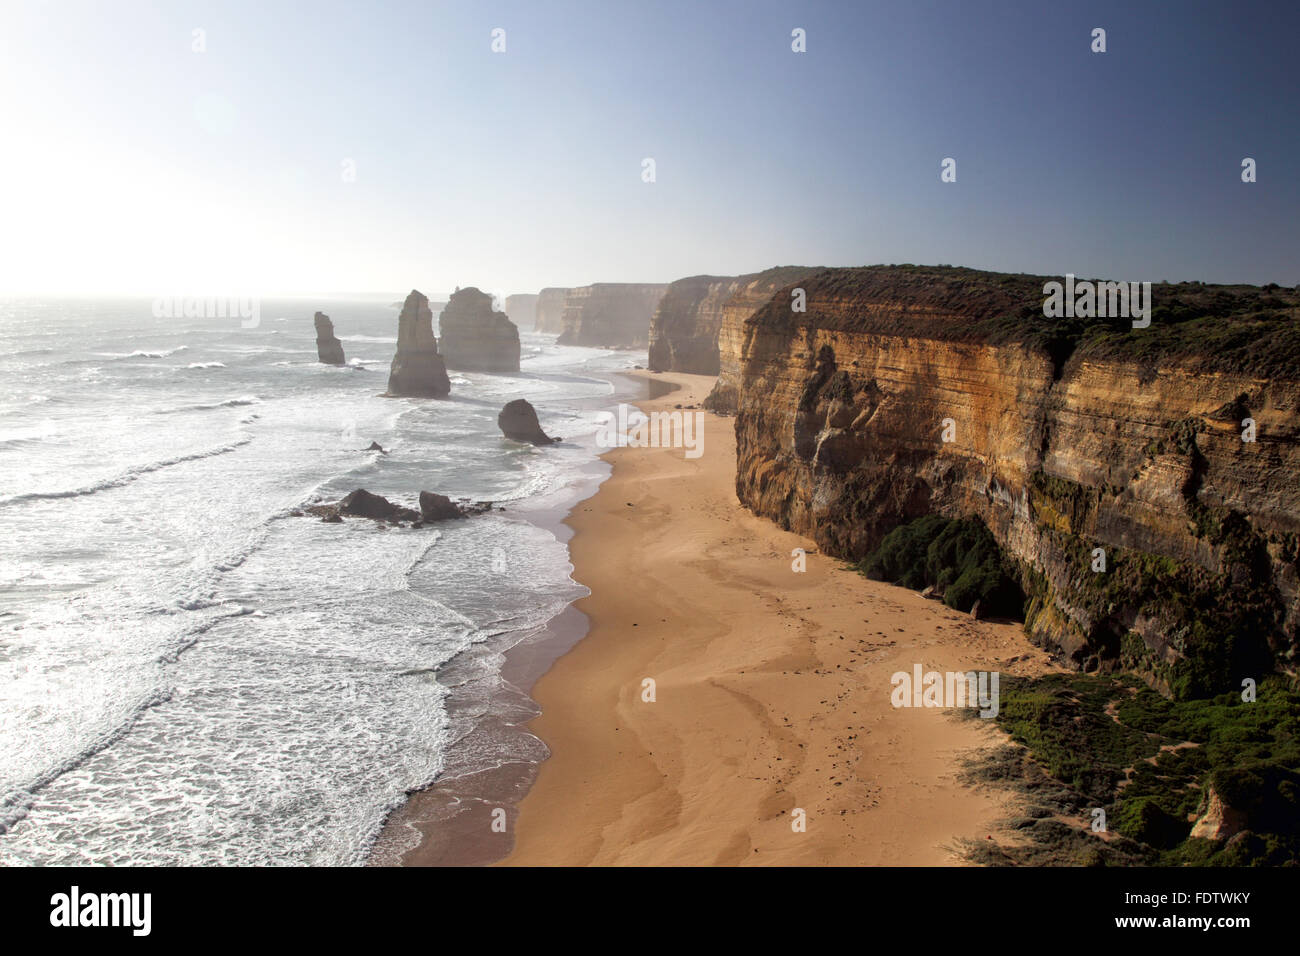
[535,287,571,333]
[498,399,559,445]
[505,293,539,331]
[438,287,521,373]
[314,311,345,365]
[556,283,668,347]
[386,289,451,397]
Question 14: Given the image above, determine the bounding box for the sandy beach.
[501,371,1057,866]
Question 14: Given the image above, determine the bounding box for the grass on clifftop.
[964,673,1300,866]
[755,264,1300,378]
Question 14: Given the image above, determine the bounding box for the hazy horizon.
[2,0,1297,296]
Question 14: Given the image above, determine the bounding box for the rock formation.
[314,311,345,365]
[306,488,489,525]
[729,265,1300,697]
[650,266,820,377]
[419,491,465,521]
[556,283,668,347]
[337,489,421,523]
[701,267,830,413]
[535,287,571,333]
[505,294,539,331]
[437,287,521,373]
[386,290,450,397]
[498,399,559,445]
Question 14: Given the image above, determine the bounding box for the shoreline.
[370,368,680,866]
[500,370,1059,865]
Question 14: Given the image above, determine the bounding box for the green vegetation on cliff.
[857,514,1024,618]
[969,674,1300,866]
[1024,464,1282,700]
[753,264,1300,378]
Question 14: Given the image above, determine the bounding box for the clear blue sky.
[1,0,1295,295]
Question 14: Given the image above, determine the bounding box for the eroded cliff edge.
[556,283,667,347]
[732,265,1300,696]
[535,287,570,334]
[649,266,819,375]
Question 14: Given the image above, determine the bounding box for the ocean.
[0,296,640,865]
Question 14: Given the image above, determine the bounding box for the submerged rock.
[498,399,559,445]
[386,290,451,397]
[314,311,346,365]
[438,287,521,372]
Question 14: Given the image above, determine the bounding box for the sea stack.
[438,287,521,373]
[386,289,451,397]
[314,311,345,365]
[498,399,558,445]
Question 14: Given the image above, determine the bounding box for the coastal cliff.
[505,293,538,331]
[556,283,668,347]
[438,287,521,373]
[386,289,450,397]
[314,311,345,365]
[535,287,570,334]
[731,265,1300,697]
[651,267,819,376]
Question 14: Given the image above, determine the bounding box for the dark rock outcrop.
[437,287,521,372]
[419,491,463,522]
[730,264,1300,696]
[535,287,571,333]
[386,290,450,397]
[306,488,488,525]
[505,294,539,331]
[314,311,346,365]
[498,399,559,445]
[338,489,420,523]
[556,283,668,347]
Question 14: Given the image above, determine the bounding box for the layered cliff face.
[732,265,1300,696]
[704,267,824,412]
[505,293,538,331]
[386,289,450,397]
[535,287,570,334]
[437,287,521,373]
[648,275,737,374]
[314,311,345,365]
[652,267,820,377]
[556,283,668,347]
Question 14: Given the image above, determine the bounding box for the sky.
[0,0,1296,296]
